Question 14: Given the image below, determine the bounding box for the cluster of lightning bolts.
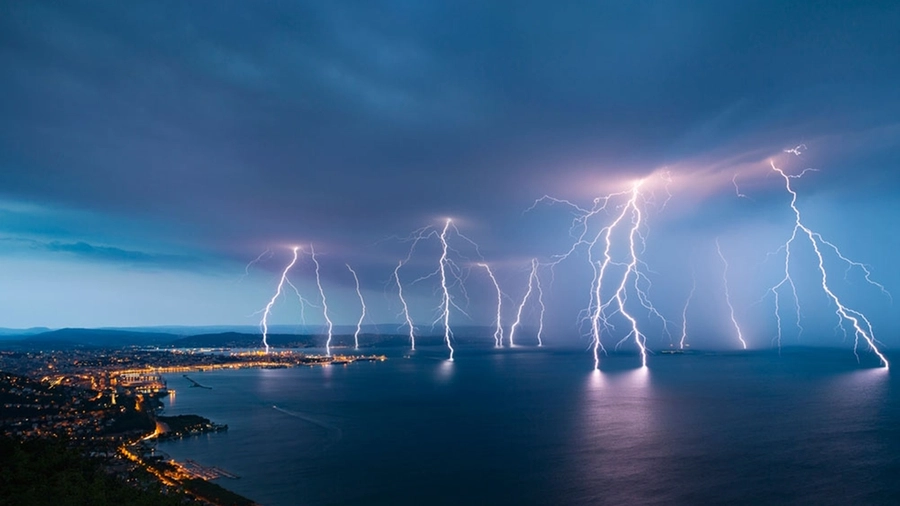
[254,245,350,357]
[252,148,890,369]
[528,177,674,369]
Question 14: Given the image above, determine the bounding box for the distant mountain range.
[0,326,493,350]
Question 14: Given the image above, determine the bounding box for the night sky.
[2,1,898,351]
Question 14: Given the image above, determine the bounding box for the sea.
[157,346,900,505]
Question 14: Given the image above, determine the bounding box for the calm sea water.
[157,347,900,505]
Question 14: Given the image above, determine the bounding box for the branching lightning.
[478,263,505,347]
[532,176,670,369]
[768,151,889,368]
[604,181,649,368]
[393,218,485,359]
[259,247,300,354]
[310,245,334,356]
[716,238,747,349]
[347,264,366,350]
[242,144,889,372]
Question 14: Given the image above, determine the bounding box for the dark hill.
[25,328,177,347]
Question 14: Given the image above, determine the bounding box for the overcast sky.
[1,1,898,353]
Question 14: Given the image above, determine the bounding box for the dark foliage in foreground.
[0,436,188,506]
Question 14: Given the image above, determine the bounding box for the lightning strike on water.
[716,238,748,349]
[347,264,366,350]
[508,259,537,347]
[534,264,545,347]
[393,260,416,351]
[478,263,505,347]
[393,219,481,355]
[310,245,334,356]
[259,247,300,354]
[769,155,889,368]
[533,176,669,369]
[437,218,454,361]
[680,271,696,350]
[603,181,649,368]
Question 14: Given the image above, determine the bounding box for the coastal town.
[0,347,386,505]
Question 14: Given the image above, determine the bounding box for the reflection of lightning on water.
[259,247,300,354]
[310,246,334,356]
[769,148,889,368]
[478,263,504,347]
[346,264,366,350]
[716,238,747,349]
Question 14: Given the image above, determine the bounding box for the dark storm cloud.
[0,237,205,270]
[1,0,898,263]
[43,240,204,269]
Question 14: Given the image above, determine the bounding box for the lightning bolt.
[478,263,505,347]
[310,245,334,356]
[534,264,545,347]
[346,264,366,350]
[393,260,416,351]
[259,247,300,354]
[437,218,454,361]
[680,270,696,350]
[716,238,747,349]
[509,258,538,347]
[392,219,482,355]
[604,181,649,368]
[769,159,889,368]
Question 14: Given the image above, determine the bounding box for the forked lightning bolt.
[310,246,334,356]
[533,177,668,369]
[347,264,366,350]
[716,238,747,349]
[604,181,649,368]
[769,154,889,368]
[259,247,300,354]
[397,218,483,359]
